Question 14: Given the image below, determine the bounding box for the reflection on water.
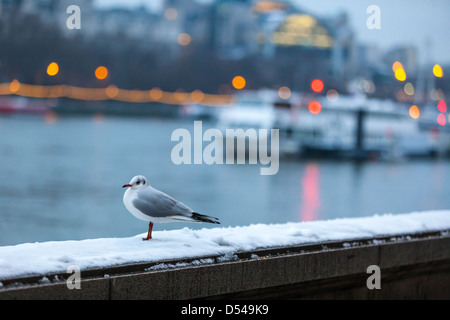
[0,115,449,246]
[300,163,320,221]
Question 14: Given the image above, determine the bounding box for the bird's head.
[122,175,148,190]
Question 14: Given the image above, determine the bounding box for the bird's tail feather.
[191,212,220,224]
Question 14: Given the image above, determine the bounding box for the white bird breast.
[123,188,151,222]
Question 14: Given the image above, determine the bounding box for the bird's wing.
[133,187,193,218]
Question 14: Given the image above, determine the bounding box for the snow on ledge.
[0,210,449,280]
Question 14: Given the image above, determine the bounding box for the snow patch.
[0,210,449,280]
[38,277,50,284]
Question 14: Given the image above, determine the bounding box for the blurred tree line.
[0,7,348,95]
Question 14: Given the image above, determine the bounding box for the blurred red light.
[311,79,324,93]
[437,113,446,126]
[437,100,447,113]
[308,101,321,114]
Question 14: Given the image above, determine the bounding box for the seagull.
[122,175,220,240]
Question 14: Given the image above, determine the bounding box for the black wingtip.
[192,212,220,224]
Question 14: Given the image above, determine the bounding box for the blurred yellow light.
[409,105,420,119]
[47,62,59,76]
[326,89,339,102]
[105,85,119,98]
[165,8,178,20]
[191,90,204,103]
[395,68,407,81]
[278,86,291,100]
[9,79,20,93]
[297,15,316,28]
[392,61,403,73]
[232,76,246,90]
[95,66,108,80]
[404,82,414,96]
[273,14,332,48]
[149,88,163,101]
[433,64,443,78]
[177,33,191,46]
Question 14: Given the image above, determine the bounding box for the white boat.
[217,89,278,131]
[216,90,448,158]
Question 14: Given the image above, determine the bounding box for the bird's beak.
[122,184,132,188]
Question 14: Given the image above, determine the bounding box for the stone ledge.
[0,230,448,299]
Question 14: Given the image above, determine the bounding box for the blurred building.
[384,46,418,76]
[4,0,356,71]
[6,0,420,96]
[212,1,346,57]
[213,0,260,59]
[18,0,94,34]
[208,0,357,91]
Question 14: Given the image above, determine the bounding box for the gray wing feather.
[133,187,193,218]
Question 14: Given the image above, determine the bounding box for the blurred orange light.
[395,68,407,81]
[191,90,204,103]
[232,76,246,90]
[95,66,108,80]
[392,61,403,73]
[253,1,286,13]
[46,62,59,76]
[278,86,291,99]
[105,85,119,98]
[311,79,324,93]
[177,33,191,46]
[433,64,443,78]
[437,100,447,113]
[9,79,20,93]
[409,105,420,119]
[308,101,321,115]
[174,89,187,102]
[437,113,446,126]
[0,81,235,106]
[149,88,163,101]
[129,90,143,102]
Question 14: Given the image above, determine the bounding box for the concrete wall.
[0,231,449,299]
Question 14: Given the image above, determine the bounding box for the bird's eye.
[143,181,145,184]
[136,181,140,185]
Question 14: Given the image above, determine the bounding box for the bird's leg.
[142,222,153,241]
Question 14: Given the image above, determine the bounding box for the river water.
[1,114,449,245]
